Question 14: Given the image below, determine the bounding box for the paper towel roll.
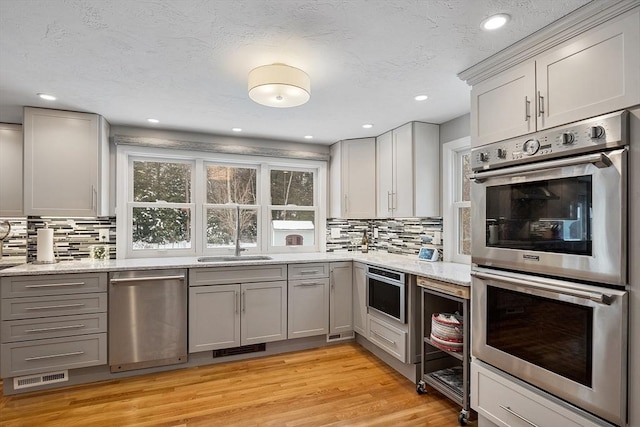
[37,228,55,263]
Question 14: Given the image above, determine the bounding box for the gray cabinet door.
[241,281,287,345]
[0,123,23,216]
[352,263,367,336]
[288,278,329,339]
[329,262,353,334]
[188,284,240,353]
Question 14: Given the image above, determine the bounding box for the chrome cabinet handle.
[25,282,85,288]
[387,191,392,212]
[235,291,239,314]
[499,405,539,427]
[25,303,85,310]
[110,275,185,283]
[25,351,85,361]
[242,291,246,313]
[371,330,396,346]
[25,324,86,333]
[524,96,531,122]
[91,185,97,211]
[537,91,544,117]
[294,282,323,287]
[299,270,320,275]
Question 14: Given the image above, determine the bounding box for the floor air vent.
[14,370,68,390]
[212,343,266,358]
[327,332,355,343]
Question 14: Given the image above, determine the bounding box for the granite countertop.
[0,257,26,269]
[0,252,470,286]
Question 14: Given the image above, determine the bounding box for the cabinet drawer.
[367,315,406,362]
[471,361,601,427]
[190,264,287,286]
[1,313,107,343]
[1,333,107,377]
[1,273,107,298]
[1,293,107,320]
[288,263,329,280]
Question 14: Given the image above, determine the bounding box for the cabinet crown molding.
[458,0,639,86]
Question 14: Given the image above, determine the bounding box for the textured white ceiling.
[0,0,591,144]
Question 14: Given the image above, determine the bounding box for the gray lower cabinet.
[0,273,108,379]
[288,278,329,339]
[188,269,288,353]
[352,262,367,336]
[329,262,353,335]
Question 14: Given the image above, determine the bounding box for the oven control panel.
[471,110,628,171]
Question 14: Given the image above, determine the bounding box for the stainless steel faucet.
[235,204,246,257]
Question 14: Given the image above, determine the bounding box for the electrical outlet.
[98,229,110,242]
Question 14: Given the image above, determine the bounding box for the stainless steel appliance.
[109,269,188,372]
[470,110,631,426]
[471,267,628,426]
[366,266,406,323]
[471,110,628,286]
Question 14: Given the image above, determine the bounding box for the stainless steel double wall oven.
[470,110,630,426]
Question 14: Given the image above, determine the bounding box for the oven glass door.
[471,148,626,285]
[367,277,404,323]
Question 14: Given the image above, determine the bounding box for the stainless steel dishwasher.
[109,269,188,372]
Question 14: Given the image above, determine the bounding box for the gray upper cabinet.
[376,122,440,218]
[23,107,111,217]
[470,7,640,148]
[0,123,23,217]
[329,138,376,219]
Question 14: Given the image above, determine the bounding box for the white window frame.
[116,144,326,259]
[442,136,471,264]
[266,164,320,253]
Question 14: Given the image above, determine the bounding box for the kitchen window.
[118,146,325,258]
[443,137,471,264]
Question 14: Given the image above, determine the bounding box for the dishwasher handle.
[110,274,185,284]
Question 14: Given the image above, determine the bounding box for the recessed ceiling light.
[414,95,428,101]
[304,135,313,139]
[362,124,373,129]
[37,93,56,101]
[232,127,242,132]
[147,118,159,124]
[481,13,510,30]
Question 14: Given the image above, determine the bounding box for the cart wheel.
[458,410,468,426]
[416,380,426,395]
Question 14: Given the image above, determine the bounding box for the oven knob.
[479,152,490,162]
[561,132,575,145]
[496,148,507,159]
[590,126,605,139]
[522,139,540,155]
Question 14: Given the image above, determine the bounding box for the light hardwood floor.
[0,343,468,426]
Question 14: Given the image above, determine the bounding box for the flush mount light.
[232,127,242,132]
[248,64,310,108]
[362,124,373,129]
[37,93,56,101]
[481,13,510,30]
[147,118,159,124]
[414,95,428,101]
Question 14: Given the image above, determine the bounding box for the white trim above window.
[442,136,471,264]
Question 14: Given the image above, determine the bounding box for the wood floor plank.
[0,343,469,426]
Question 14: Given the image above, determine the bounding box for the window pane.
[270,170,313,206]
[461,152,471,202]
[206,208,257,249]
[132,207,191,249]
[271,210,315,246]
[459,207,471,255]
[134,161,191,203]
[207,166,256,205]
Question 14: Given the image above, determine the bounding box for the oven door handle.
[471,270,612,305]
[470,151,612,182]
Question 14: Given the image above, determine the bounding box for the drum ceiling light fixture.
[248,64,310,108]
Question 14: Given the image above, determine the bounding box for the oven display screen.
[485,176,592,255]
[487,286,593,387]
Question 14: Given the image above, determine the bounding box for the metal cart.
[416,276,471,426]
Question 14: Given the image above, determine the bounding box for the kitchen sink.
[197,255,272,262]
